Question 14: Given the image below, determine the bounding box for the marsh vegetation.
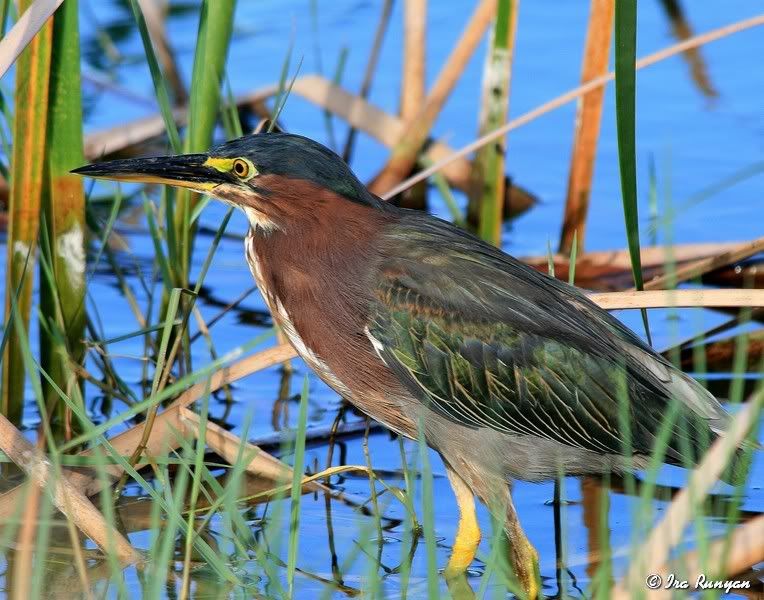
[0,0,762,598]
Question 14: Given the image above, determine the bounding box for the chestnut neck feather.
[249,178,402,399]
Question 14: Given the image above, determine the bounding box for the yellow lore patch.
[204,157,237,172]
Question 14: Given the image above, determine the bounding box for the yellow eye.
[232,158,255,180]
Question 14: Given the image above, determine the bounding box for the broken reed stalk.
[0,412,141,565]
[469,0,518,246]
[559,0,614,255]
[2,0,53,424]
[11,483,43,600]
[386,13,764,199]
[341,0,394,162]
[0,344,298,522]
[82,85,277,159]
[643,234,764,291]
[612,390,763,598]
[85,343,294,478]
[368,0,497,196]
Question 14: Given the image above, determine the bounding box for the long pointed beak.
[71,154,227,192]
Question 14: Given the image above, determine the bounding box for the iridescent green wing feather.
[368,212,729,464]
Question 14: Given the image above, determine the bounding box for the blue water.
[2,0,764,597]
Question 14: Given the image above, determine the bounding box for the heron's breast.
[244,233,353,398]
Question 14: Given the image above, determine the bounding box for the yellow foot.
[508,535,541,600]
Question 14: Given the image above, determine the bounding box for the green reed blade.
[287,376,310,596]
[614,0,651,344]
[175,0,236,283]
[59,329,273,451]
[2,0,53,423]
[568,230,578,285]
[471,0,516,246]
[420,156,466,227]
[127,0,181,152]
[417,419,438,600]
[33,356,240,583]
[40,0,87,427]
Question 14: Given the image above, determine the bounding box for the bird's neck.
[245,194,392,332]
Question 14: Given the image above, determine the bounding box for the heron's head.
[73,132,379,232]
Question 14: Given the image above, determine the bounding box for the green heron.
[74,133,745,597]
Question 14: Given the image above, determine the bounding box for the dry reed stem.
[83,84,278,159]
[178,407,328,495]
[400,0,427,120]
[589,289,764,310]
[612,391,763,598]
[524,241,747,272]
[643,235,764,291]
[0,412,141,565]
[341,0,394,161]
[0,344,296,520]
[0,0,64,79]
[559,0,615,254]
[658,514,764,598]
[291,76,535,215]
[77,344,297,491]
[368,0,497,195]
[386,13,764,198]
[10,481,41,600]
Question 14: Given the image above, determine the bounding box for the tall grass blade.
[270,55,304,133]
[40,0,86,430]
[568,230,578,285]
[287,376,310,596]
[419,156,466,227]
[470,0,518,245]
[1,0,53,423]
[417,420,438,600]
[175,0,236,283]
[126,0,181,153]
[0,0,11,38]
[614,0,652,343]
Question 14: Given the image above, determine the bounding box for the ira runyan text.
[664,573,751,594]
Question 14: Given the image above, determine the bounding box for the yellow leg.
[444,465,482,576]
[504,492,541,600]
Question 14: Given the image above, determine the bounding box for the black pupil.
[235,161,247,176]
